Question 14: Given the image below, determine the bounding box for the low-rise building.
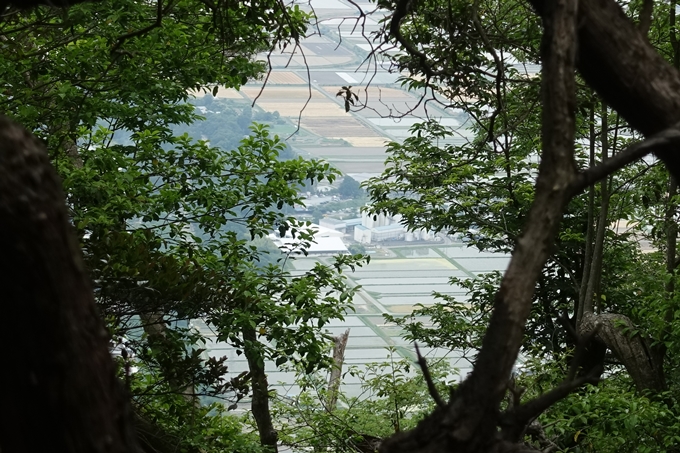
[270,223,349,255]
[353,209,434,244]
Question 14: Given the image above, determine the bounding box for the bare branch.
[414,343,446,410]
[569,124,680,195]
[379,2,579,451]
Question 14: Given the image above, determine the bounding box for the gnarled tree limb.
[580,312,665,392]
[379,0,578,450]
[528,0,680,180]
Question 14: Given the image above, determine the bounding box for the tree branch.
[569,124,680,195]
[110,0,164,54]
[457,0,579,433]
[388,0,436,80]
[500,326,601,443]
[415,343,446,410]
[639,0,653,36]
[379,1,579,451]
[527,0,680,180]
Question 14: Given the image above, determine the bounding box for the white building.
[270,223,349,255]
[353,210,434,244]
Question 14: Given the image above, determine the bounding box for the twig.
[502,368,600,434]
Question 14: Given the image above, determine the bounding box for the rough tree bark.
[0,115,138,453]
[580,312,665,392]
[379,0,680,450]
[327,329,350,410]
[529,0,680,175]
[380,0,580,451]
[243,325,278,453]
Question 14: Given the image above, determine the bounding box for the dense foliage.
[357,0,680,450]
[0,1,367,452]
[8,0,680,451]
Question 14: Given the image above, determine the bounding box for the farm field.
[198,244,510,399]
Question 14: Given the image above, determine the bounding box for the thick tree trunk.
[379,1,579,451]
[529,0,680,179]
[0,115,138,453]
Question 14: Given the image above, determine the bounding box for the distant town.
[183,0,513,403]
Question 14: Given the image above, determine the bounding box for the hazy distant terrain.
[189,0,473,177]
